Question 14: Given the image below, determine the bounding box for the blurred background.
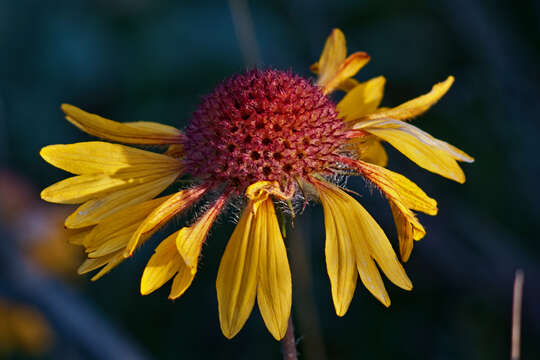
[1,0,539,359]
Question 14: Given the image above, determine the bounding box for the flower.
[40,28,472,340]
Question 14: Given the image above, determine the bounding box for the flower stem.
[281,316,298,360]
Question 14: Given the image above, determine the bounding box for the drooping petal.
[84,196,172,256]
[170,196,227,299]
[216,198,259,339]
[343,158,436,261]
[40,142,181,176]
[354,119,474,183]
[315,180,378,311]
[140,231,183,295]
[78,253,116,275]
[65,173,178,228]
[90,251,125,281]
[176,196,226,271]
[337,76,386,121]
[314,179,412,310]
[76,249,125,281]
[125,184,208,257]
[216,181,288,339]
[256,194,292,340]
[389,202,425,262]
[62,104,183,144]
[349,159,438,215]
[362,76,455,121]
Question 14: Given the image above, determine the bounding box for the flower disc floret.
[182,69,347,193]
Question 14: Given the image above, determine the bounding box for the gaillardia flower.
[40,28,473,340]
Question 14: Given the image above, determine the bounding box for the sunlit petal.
[62,104,183,144]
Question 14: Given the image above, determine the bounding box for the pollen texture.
[183,69,347,192]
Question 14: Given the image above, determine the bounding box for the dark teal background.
[1,0,539,359]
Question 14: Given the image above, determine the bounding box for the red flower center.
[183,69,347,193]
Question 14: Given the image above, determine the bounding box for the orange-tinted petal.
[125,184,208,257]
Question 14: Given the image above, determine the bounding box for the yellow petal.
[67,228,91,246]
[65,173,178,228]
[125,185,208,257]
[140,231,183,295]
[62,104,183,144]
[84,196,171,256]
[315,28,347,87]
[41,174,127,204]
[363,76,455,121]
[345,159,433,261]
[349,136,388,167]
[168,265,196,300]
[337,76,386,121]
[310,66,360,92]
[355,119,473,183]
[216,191,263,338]
[315,181,379,311]
[170,197,228,299]
[78,253,116,275]
[338,78,360,92]
[352,159,438,215]
[91,252,125,281]
[176,196,225,272]
[389,202,425,262]
[256,195,292,340]
[78,249,126,280]
[322,52,370,95]
[314,180,412,309]
[313,29,370,94]
[40,141,181,176]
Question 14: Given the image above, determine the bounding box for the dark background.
[1,0,539,359]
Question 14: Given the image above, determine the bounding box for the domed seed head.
[182,69,348,193]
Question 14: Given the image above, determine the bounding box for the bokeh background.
[1,0,539,359]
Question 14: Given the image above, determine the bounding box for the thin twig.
[511,269,524,360]
[281,316,298,360]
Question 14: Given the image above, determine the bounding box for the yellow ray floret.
[77,196,172,280]
[217,181,292,340]
[125,184,209,257]
[337,76,386,121]
[40,141,183,228]
[361,76,455,122]
[170,196,226,299]
[347,159,438,261]
[311,28,370,94]
[354,119,474,183]
[61,104,183,144]
[83,196,173,257]
[313,179,412,315]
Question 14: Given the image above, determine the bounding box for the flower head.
[40,28,473,340]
